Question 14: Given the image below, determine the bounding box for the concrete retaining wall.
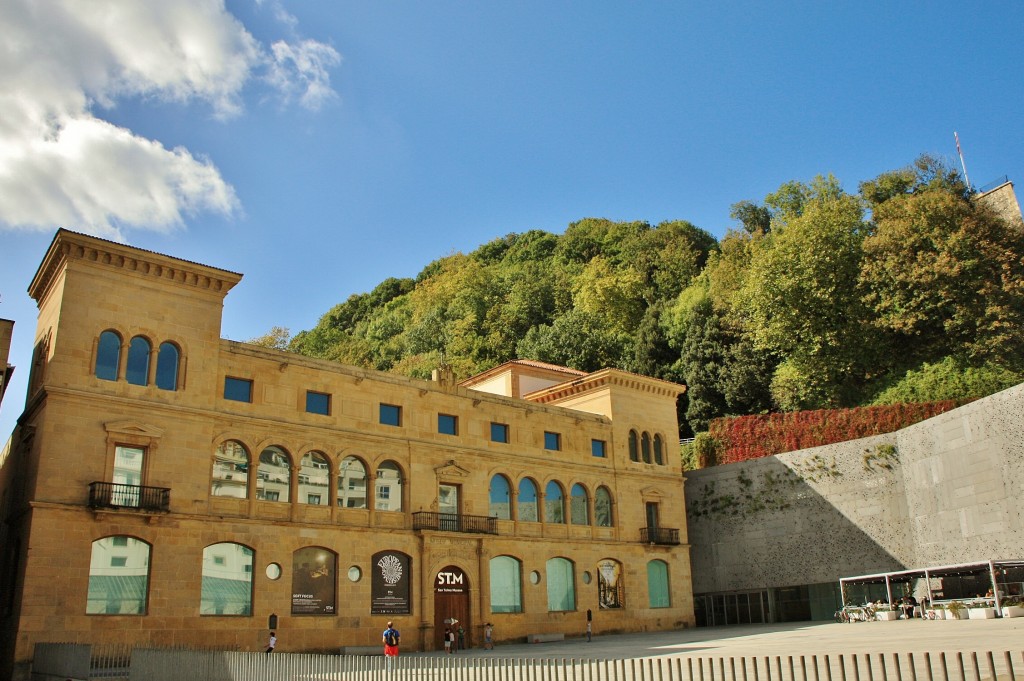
[685,384,1024,593]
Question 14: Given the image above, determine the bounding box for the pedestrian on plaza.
[383,621,400,671]
[265,631,277,654]
[457,624,466,651]
[484,623,493,650]
[443,627,453,654]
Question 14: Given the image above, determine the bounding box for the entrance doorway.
[434,565,470,651]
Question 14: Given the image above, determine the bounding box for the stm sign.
[435,567,468,593]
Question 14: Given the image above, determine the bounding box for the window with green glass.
[647,559,670,608]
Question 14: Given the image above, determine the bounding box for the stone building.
[0,229,692,680]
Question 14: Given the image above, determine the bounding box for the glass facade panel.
[490,422,509,443]
[96,330,121,381]
[126,336,150,386]
[338,456,367,508]
[379,403,402,426]
[87,536,150,614]
[488,474,511,520]
[257,446,291,503]
[155,342,179,391]
[224,377,252,402]
[298,451,329,505]
[306,391,330,415]
[544,481,564,524]
[489,556,522,613]
[438,413,458,435]
[201,543,253,615]
[376,461,403,511]
[570,483,588,525]
[212,440,249,498]
[595,487,613,526]
[546,557,576,612]
[517,479,538,522]
[647,560,670,608]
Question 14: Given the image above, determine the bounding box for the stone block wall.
[686,384,1024,594]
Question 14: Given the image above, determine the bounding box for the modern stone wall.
[685,383,1024,594]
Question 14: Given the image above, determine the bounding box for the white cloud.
[0,0,340,239]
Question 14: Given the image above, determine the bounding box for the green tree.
[860,183,1024,367]
[516,309,625,372]
[742,178,873,407]
[248,326,291,350]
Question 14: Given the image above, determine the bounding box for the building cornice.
[524,368,685,404]
[28,229,243,303]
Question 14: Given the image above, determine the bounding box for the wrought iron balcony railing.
[88,481,170,512]
[640,526,680,545]
[412,511,498,535]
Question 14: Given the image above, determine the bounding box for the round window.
[529,570,541,585]
[348,566,362,582]
[266,563,282,580]
[582,571,592,584]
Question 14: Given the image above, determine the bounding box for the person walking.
[457,624,465,652]
[483,622,493,650]
[382,621,400,672]
[265,631,277,654]
[443,627,453,654]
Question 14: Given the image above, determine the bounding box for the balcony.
[412,511,498,535]
[88,482,171,513]
[640,527,680,545]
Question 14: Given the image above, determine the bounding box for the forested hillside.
[253,156,1024,436]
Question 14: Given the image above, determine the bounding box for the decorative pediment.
[434,460,471,479]
[104,421,165,439]
[639,486,666,501]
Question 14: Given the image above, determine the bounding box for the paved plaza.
[408,619,1024,660]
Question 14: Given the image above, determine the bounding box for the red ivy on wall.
[707,401,965,465]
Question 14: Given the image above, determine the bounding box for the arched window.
[654,434,664,465]
[126,336,151,386]
[338,456,368,508]
[211,440,249,498]
[257,446,291,503]
[647,559,670,608]
[95,330,121,381]
[489,474,512,520]
[641,432,651,463]
[201,542,253,615]
[87,536,150,614]
[628,430,639,462]
[570,483,589,525]
[597,558,625,609]
[489,555,522,613]
[517,478,538,522]
[545,557,575,612]
[298,451,330,505]
[376,461,403,512]
[595,486,613,527]
[155,342,179,391]
[544,480,565,524]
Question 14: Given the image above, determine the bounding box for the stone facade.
[0,230,692,680]
[686,383,1024,616]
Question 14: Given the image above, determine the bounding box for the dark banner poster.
[292,547,337,615]
[371,551,411,615]
[597,559,624,609]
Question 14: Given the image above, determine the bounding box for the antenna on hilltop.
[954,131,971,189]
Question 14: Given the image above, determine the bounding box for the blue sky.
[2,0,1023,438]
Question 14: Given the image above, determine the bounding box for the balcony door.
[645,502,659,532]
[112,445,145,507]
[439,484,460,531]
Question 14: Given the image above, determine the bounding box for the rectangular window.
[379,403,402,426]
[224,376,253,403]
[306,390,330,415]
[591,439,607,458]
[438,413,458,435]
[544,431,561,451]
[490,422,509,443]
[112,536,129,547]
[110,556,127,567]
[307,494,321,504]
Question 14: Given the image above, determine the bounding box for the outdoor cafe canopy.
[839,559,1024,608]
